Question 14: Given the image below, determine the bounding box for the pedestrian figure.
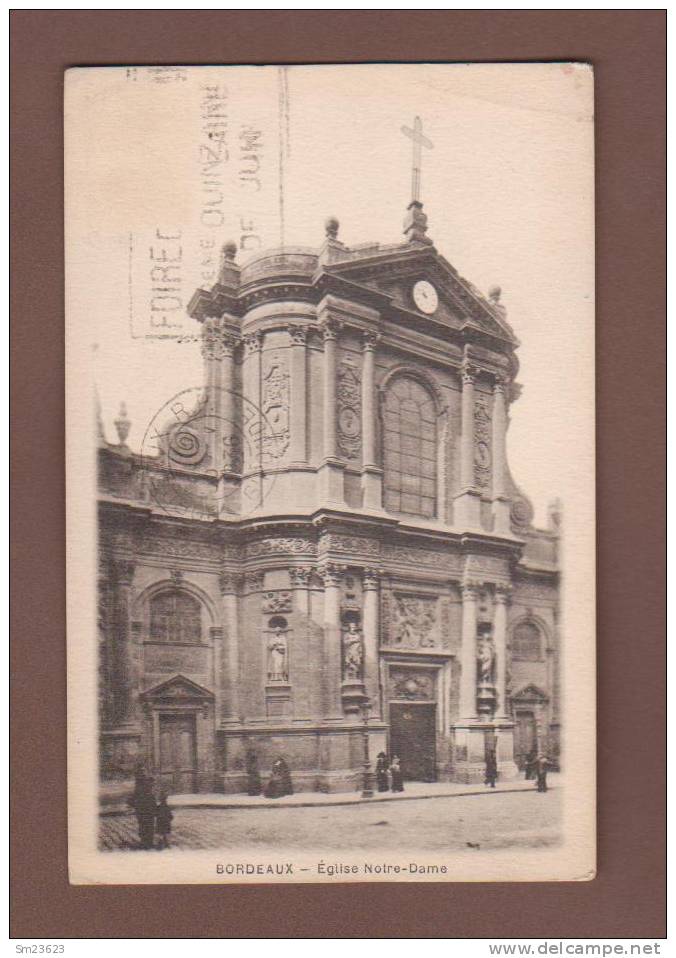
[155,793,173,849]
[390,755,404,793]
[245,749,262,796]
[264,756,293,798]
[535,753,549,792]
[484,750,498,788]
[524,749,537,780]
[133,777,157,849]
[375,752,390,792]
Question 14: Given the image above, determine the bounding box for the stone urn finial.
[222,240,238,262]
[114,402,131,446]
[325,216,340,240]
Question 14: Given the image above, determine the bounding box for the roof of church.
[187,210,518,351]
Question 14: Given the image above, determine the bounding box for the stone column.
[319,563,344,720]
[319,321,344,502]
[219,332,238,472]
[114,560,138,726]
[323,322,338,460]
[210,626,224,722]
[289,566,314,719]
[492,378,511,534]
[458,583,478,721]
[289,565,312,617]
[288,325,308,465]
[242,331,262,478]
[361,332,382,509]
[219,573,241,723]
[362,569,381,718]
[493,585,510,720]
[455,363,481,527]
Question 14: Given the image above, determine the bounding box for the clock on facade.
[412,280,439,314]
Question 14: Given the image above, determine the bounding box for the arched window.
[383,375,437,518]
[511,621,543,661]
[150,590,202,644]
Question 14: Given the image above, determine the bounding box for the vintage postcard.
[65,63,595,884]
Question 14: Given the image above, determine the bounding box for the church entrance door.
[389,703,437,782]
[159,713,197,794]
[514,711,537,770]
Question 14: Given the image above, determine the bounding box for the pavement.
[101,772,560,816]
[99,785,562,853]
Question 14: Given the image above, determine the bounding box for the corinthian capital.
[289,565,313,587]
[494,583,512,604]
[322,319,340,343]
[461,362,479,386]
[362,568,380,591]
[114,560,136,586]
[318,562,346,587]
[243,331,263,355]
[287,324,309,346]
[219,572,242,595]
[362,331,380,352]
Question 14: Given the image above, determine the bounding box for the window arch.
[511,620,543,661]
[383,374,437,518]
[149,590,202,644]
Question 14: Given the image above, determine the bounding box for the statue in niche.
[342,621,364,681]
[477,635,496,685]
[267,624,288,683]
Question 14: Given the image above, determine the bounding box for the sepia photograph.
[65,62,595,884]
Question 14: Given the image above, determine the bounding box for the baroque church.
[98,188,561,796]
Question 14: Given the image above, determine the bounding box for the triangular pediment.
[325,244,517,345]
[142,674,214,702]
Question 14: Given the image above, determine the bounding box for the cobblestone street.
[100,787,561,853]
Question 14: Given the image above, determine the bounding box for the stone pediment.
[326,245,517,345]
[142,674,214,702]
[512,684,549,704]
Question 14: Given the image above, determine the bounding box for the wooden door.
[159,713,197,794]
[389,703,437,782]
[514,711,537,770]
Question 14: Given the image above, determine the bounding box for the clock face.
[412,280,439,314]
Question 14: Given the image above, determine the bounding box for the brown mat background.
[10,10,665,940]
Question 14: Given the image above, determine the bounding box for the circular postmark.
[140,386,281,519]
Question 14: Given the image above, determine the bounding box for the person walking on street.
[134,777,158,849]
[484,750,498,788]
[375,752,390,792]
[155,793,173,849]
[535,753,550,793]
[390,755,404,793]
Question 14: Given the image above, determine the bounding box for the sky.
[66,62,594,525]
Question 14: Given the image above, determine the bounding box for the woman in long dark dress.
[134,778,158,849]
[375,752,390,792]
[245,750,262,796]
[484,750,498,788]
[390,755,404,793]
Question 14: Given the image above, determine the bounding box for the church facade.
[98,202,561,796]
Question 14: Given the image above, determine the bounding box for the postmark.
[139,385,280,519]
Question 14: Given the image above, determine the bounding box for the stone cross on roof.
[401,115,433,205]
